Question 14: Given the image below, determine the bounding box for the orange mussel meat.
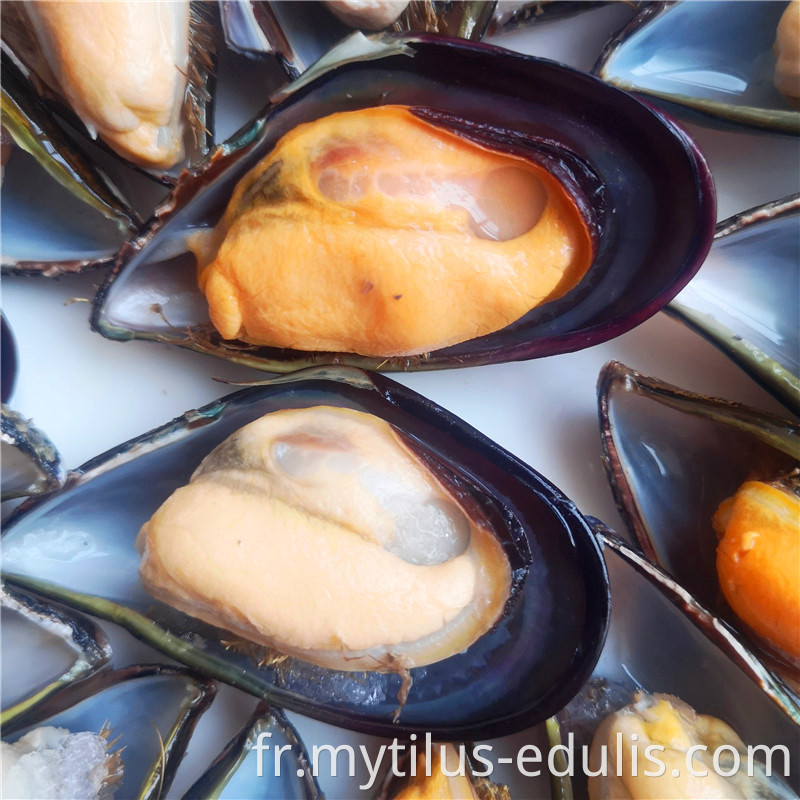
[193,105,594,357]
[713,479,800,664]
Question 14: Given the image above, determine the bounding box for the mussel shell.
[1,52,141,276]
[1,582,111,727]
[0,2,282,276]
[597,361,800,690]
[666,194,800,418]
[489,1,613,35]
[0,52,140,235]
[1,313,17,404]
[1,663,216,800]
[1,366,609,739]
[594,1,800,135]
[181,701,323,800]
[92,34,715,373]
[550,527,800,797]
[1,403,65,500]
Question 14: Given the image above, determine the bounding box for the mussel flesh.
[588,691,796,799]
[775,0,800,107]
[137,405,512,672]
[2,0,213,170]
[192,105,594,358]
[712,474,800,667]
[378,742,510,800]
[325,1,410,30]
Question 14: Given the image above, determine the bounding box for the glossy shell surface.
[1,583,111,727]
[667,194,800,417]
[1,404,65,500]
[598,361,800,698]
[595,1,800,134]
[1,366,609,739]
[0,5,282,276]
[1,313,18,403]
[221,0,496,77]
[181,701,322,799]
[93,34,715,372]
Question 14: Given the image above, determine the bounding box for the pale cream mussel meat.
[774,0,800,108]
[325,1,411,30]
[587,691,797,800]
[1,0,216,178]
[137,405,512,672]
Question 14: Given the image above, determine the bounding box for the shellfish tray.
[2,2,799,799]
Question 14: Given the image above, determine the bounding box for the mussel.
[0,315,66,502]
[326,1,411,30]
[137,405,513,671]
[774,1,800,107]
[181,701,323,799]
[597,361,800,697]
[587,691,797,799]
[1,313,17,404]
[1,0,215,175]
[2,366,609,739]
[549,528,800,798]
[713,475,800,669]
[594,1,800,134]
[1,404,65,501]
[0,1,283,275]
[220,1,495,76]
[2,723,124,799]
[93,34,714,372]
[377,742,510,799]
[1,584,111,728]
[666,193,800,418]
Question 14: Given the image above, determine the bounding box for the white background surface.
[2,4,799,798]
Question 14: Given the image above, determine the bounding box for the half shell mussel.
[594,0,800,134]
[2,366,610,739]
[1,0,216,178]
[549,526,800,798]
[0,0,286,275]
[598,361,800,699]
[93,33,715,373]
